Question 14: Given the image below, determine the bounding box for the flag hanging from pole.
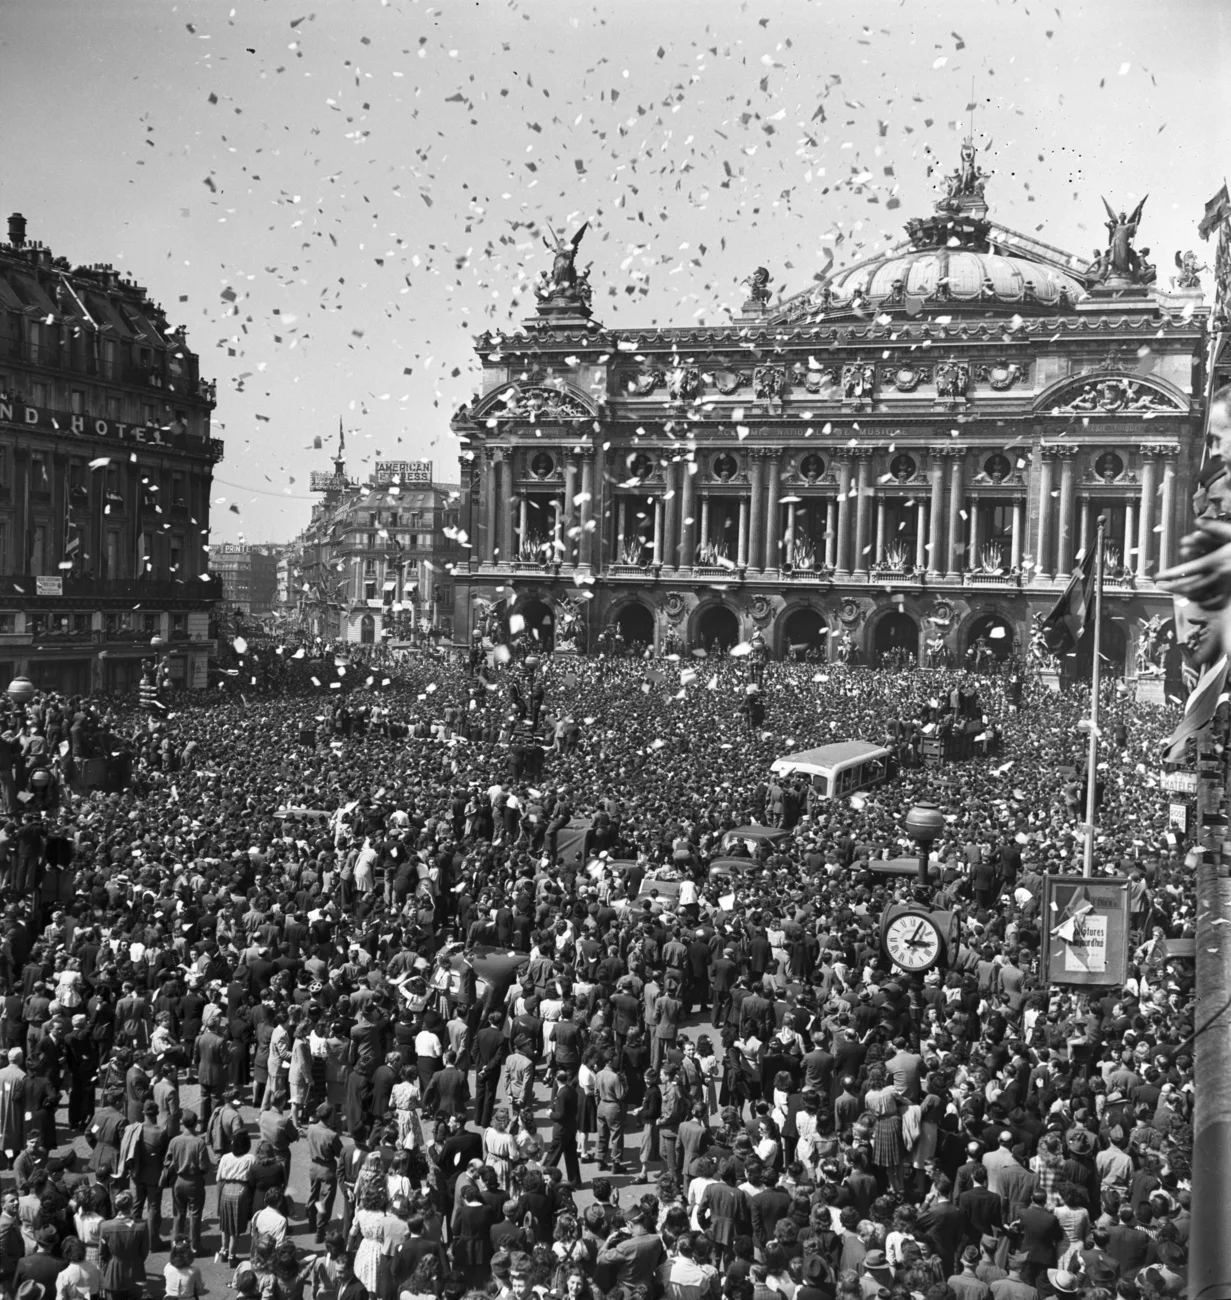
[1163,655,1229,762]
[1041,547,1097,655]
[1198,183,1230,241]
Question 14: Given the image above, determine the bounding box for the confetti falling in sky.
[2,0,1222,541]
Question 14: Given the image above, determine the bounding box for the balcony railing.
[962,572,1022,587]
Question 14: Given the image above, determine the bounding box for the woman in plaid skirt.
[865,1065,907,1193]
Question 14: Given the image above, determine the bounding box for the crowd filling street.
[0,648,1198,1300]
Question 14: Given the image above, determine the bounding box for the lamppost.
[6,677,35,707]
[904,801,946,888]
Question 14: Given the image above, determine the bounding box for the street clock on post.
[883,910,943,973]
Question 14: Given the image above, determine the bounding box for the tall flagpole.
[1082,516,1105,878]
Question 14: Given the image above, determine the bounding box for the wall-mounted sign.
[35,577,63,597]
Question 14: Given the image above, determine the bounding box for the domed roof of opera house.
[826,244,1085,309]
[773,141,1090,323]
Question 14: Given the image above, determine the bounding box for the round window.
[1094,451,1124,482]
[799,453,826,482]
[890,454,918,482]
[983,453,1011,482]
[628,452,654,481]
[713,453,738,481]
[530,452,555,479]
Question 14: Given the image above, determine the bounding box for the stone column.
[483,449,499,564]
[825,498,838,570]
[699,496,710,557]
[679,459,695,569]
[737,498,750,568]
[653,497,664,565]
[579,452,595,567]
[915,502,928,570]
[764,452,782,572]
[1158,447,1178,570]
[853,454,873,576]
[1011,501,1024,571]
[518,498,528,556]
[1079,498,1091,560]
[927,452,945,578]
[875,498,888,565]
[835,459,853,575]
[945,451,965,577]
[748,453,766,571]
[786,502,797,564]
[1056,448,1077,576]
[1137,451,1159,581]
[662,462,679,570]
[1036,452,1055,579]
[498,452,515,565]
[562,456,579,564]
[969,500,982,570]
[1124,502,1136,572]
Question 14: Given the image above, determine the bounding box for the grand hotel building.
[452,151,1206,675]
[0,212,220,694]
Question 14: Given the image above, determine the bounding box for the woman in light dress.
[346,1181,402,1300]
[481,1107,521,1193]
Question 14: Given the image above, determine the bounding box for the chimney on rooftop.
[7,214,26,249]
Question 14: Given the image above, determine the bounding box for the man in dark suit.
[472,1012,507,1129]
[801,1031,834,1101]
[917,1175,967,1277]
[191,1022,229,1127]
[1105,1207,1157,1281]
[423,1050,470,1121]
[738,980,776,1045]
[710,948,739,1029]
[750,1168,792,1256]
[958,1165,1004,1245]
[13,1224,65,1294]
[545,1069,580,1183]
[609,980,642,1051]
[436,1113,481,1200]
[1014,1189,1064,1284]
[685,932,711,1014]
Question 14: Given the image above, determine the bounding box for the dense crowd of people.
[0,646,1198,1300]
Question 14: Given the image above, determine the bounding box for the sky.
[4,0,1229,544]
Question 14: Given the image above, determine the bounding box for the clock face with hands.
[884,911,943,972]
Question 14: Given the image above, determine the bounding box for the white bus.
[770,740,893,800]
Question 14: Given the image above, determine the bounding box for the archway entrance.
[872,610,918,666]
[782,607,828,660]
[965,613,1014,669]
[1070,616,1128,679]
[359,613,376,645]
[614,603,655,652]
[510,597,554,651]
[696,604,740,654]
